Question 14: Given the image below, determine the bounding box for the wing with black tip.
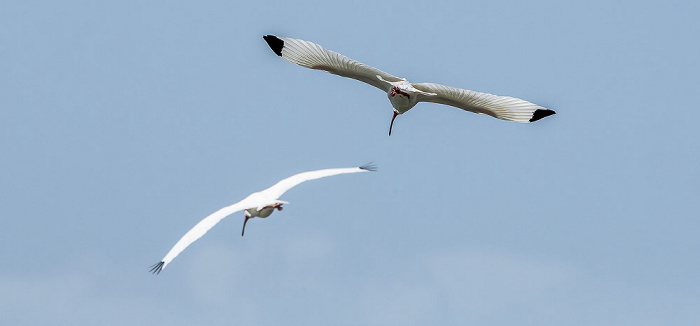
[150,201,249,274]
[262,164,376,201]
[264,35,402,92]
[412,82,555,122]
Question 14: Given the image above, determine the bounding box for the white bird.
[150,163,376,274]
[263,35,555,135]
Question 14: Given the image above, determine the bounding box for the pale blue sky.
[1,0,699,325]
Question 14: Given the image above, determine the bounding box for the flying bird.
[150,164,376,274]
[263,35,555,135]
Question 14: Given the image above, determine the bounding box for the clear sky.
[1,0,699,325]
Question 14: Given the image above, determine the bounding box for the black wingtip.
[530,109,556,122]
[149,261,165,275]
[263,35,284,57]
[360,162,377,172]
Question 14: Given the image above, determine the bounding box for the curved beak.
[241,216,251,236]
[389,111,398,136]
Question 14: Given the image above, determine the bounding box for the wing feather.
[264,35,402,91]
[412,83,555,122]
[152,201,249,273]
[262,165,375,200]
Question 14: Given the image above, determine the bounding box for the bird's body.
[150,164,376,274]
[245,204,279,218]
[385,79,424,114]
[263,35,555,135]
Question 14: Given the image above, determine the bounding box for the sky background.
[1,0,699,325]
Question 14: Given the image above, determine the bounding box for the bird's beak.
[242,216,251,236]
[389,111,398,136]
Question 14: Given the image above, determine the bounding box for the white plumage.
[150,164,375,274]
[264,35,555,135]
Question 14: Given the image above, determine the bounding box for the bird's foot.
[262,203,284,211]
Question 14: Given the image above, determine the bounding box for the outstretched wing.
[264,35,402,92]
[412,82,555,122]
[150,201,250,274]
[262,163,376,201]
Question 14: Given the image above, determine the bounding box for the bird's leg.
[260,203,283,211]
[389,111,399,136]
[261,203,284,211]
